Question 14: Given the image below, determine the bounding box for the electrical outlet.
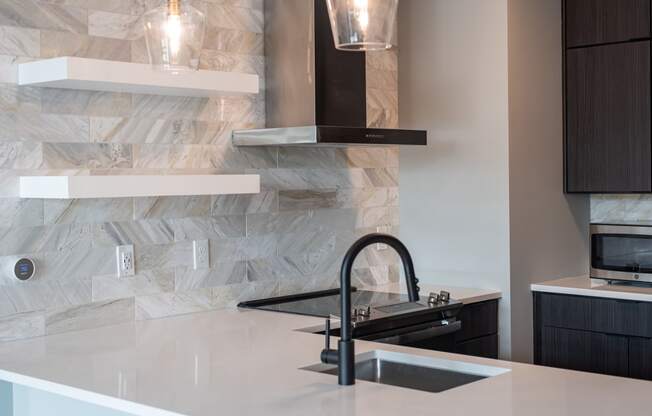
[376,225,391,250]
[193,239,210,270]
[116,245,135,277]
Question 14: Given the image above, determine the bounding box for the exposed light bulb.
[143,0,206,71]
[353,0,369,32]
[166,13,182,56]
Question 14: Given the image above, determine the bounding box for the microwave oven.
[591,223,652,283]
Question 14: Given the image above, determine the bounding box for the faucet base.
[338,339,355,386]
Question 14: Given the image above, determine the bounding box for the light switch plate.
[193,239,210,270]
[116,245,135,277]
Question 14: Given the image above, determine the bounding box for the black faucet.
[320,233,420,385]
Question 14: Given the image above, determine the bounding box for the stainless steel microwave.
[591,223,652,283]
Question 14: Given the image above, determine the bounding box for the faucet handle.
[321,317,338,365]
[324,318,331,350]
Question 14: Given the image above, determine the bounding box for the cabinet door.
[541,327,593,371]
[566,41,651,193]
[629,337,652,380]
[540,327,628,376]
[539,293,591,330]
[591,298,652,338]
[565,0,651,48]
[454,300,498,342]
[455,334,498,359]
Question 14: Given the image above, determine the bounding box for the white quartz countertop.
[531,276,652,302]
[0,302,651,416]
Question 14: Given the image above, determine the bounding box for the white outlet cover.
[193,240,210,270]
[116,245,135,277]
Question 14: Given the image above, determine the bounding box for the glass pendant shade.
[142,0,206,73]
[325,0,399,51]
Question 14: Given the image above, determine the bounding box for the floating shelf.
[19,175,260,199]
[18,57,259,97]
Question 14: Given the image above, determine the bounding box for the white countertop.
[531,276,652,302]
[0,302,651,415]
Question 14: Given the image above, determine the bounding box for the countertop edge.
[0,369,184,416]
[531,277,652,302]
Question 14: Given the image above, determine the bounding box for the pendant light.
[325,0,399,51]
[142,0,206,73]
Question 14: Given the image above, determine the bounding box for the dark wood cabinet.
[565,0,650,48]
[564,0,652,194]
[591,298,652,337]
[401,299,499,359]
[452,299,499,359]
[629,337,652,379]
[535,292,652,380]
[565,41,651,193]
[455,334,498,359]
[540,326,593,371]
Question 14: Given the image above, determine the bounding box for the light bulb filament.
[166,13,182,56]
[353,0,369,32]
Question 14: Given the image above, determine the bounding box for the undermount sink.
[303,350,510,393]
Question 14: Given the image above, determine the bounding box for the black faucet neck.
[331,233,420,386]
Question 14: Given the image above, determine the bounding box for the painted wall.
[0,0,400,342]
[398,0,590,360]
[507,0,589,363]
[398,0,512,357]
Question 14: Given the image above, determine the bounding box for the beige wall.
[399,0,590,361]
[398,0,512,358]
[507,0,589,362]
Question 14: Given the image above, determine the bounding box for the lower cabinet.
[454,299,499,359]
[629,337,652,380]
[409,299,499,359]
[534,292,652,380]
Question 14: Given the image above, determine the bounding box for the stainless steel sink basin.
[303,350,510,393]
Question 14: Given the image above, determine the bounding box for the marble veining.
[0,0,400,341]
[40,30,132,61]
[0,1,88,34]
[0,25,40,57]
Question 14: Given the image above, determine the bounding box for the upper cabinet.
[564,0,652,193]
[565,0,650,48]
[566,42,651,192]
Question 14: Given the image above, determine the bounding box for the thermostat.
[14,258,35,281]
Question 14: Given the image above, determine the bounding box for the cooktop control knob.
[427,292,439,304]
[357,305,371,318]
[439,290,450,303]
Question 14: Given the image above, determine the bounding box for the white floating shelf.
[19,175,260,199]
[18,57,259,97]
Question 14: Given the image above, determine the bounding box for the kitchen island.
[0,283,650,416]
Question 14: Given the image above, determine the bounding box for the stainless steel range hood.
[232,0,426,147]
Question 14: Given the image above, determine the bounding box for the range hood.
[232,0,426,147]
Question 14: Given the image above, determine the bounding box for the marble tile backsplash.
[0,0,400,341]
[591,195,652,223]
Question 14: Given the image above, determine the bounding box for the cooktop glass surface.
[253,290,413,318]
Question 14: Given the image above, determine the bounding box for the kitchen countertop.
[0,299,651,415]
[531,276,652,302]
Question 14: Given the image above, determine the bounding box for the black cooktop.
[238,288,463,335]
[240,289,409,318]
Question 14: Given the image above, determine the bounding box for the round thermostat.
[14,258,35,281]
